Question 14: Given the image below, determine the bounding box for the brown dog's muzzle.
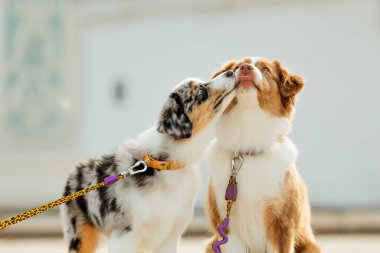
[238,64,256,89]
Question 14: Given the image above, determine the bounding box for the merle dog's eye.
[196,87,208,101]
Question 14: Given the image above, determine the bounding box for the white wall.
[1,0,379,210]
[80,0,380,209]
[0,0,81,209]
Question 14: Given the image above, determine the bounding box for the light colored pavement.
[0,234,380,253]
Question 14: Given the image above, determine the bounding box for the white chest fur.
[113,165,201,251]
[208,138,298,252]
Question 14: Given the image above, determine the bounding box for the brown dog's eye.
[262,67,270,74]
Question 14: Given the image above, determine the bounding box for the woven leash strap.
[0,175,124,231]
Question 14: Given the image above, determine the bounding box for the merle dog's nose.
[225,70,234,77]
[239,64,253,75]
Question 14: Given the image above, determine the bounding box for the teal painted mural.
[3,0,67,139]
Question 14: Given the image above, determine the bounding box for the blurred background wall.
[0,0,379,219]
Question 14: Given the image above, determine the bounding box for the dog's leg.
[77,224,99,253]
[264,191,296,253]
[155,219,189,253]
[155,236,180,253]
[61,203,98,253]
[264,212,295,253]
[65,223,99,253]
[205,235,218,253]
[266,236,295,253]
[295,243,322,253]
[109,231,139,253]
[221,234,246,253]
[295,237,322,253]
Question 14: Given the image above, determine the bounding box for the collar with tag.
[143,153,186,171]
[234,149,264,157]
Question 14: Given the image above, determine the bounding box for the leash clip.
[231,154,244,177]
[121,160,148,177]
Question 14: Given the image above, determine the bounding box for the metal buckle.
[231,154,244,176]
[121,161,148,177]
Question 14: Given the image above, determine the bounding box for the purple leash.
[212,155,243,253]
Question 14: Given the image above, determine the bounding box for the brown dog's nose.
[239,64,253,75]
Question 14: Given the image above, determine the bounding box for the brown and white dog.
[206,57,322,253]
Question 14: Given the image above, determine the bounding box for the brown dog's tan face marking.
[212,57,304,118]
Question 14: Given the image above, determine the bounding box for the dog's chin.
[237,82,257,94]
[235,83,260,107]
[239,81,255,90]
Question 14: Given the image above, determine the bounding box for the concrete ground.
[1,234,380,253]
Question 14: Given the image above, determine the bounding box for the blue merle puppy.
[61,71,237,253]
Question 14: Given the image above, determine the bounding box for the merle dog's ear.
[157,93,193,139]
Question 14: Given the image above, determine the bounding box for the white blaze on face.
[235,57,263,105]
[251,56,263,85]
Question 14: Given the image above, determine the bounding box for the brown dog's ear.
[274,60,304,97]
[211,59,237,78]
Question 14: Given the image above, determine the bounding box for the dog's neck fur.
[216,91,291,154]
[132,121,217,166]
